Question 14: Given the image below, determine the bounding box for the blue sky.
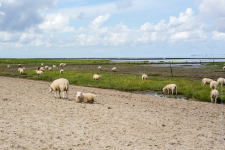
[0,0,225,58]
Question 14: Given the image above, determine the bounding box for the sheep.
[210,89,219,103]
[53,65,56,68]
[39,67,45,72]
[217,78,225,87]
[93,74,102,80]
[60,69,64,74]
[210,81,218,90]
[223,66,225,70]
[112,67,117,72]
[98,66,102,70]
[202,78,213,86]
[75,92,97,103]
[7,65,11,69]
[22,67,26,71]
[142,74,148,80]
[36,70,43,77]
[45,66,49,69]
[163,84,177,95]
[48,67,52,71]
[18,68,24,75]
[18,64,22,67]
[60,63,66,67]
[49,78,69,99]
[41,63,44,66]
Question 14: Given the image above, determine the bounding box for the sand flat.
[0,76,224,149]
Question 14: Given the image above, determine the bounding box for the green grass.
[0,59,225,103]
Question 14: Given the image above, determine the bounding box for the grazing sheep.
[18,68,24,75]
[210,89,219,103]
[39,67,45,72]
[163,84,177,95]
[75,92,97,103]
[49,78,69,99]
[22,67,26,71]
[142,74,148,80]
[48,67,52,71]
[60,69,64,74]
[210,81,218,90]
[98,66,102,70]
[93,74,102,80]
[53,65,56,68]
[217,78,225,87]
[112,67,117,72]
[41,63,44,66]
[36,70,43,77]
[18,64,22,67]
[38,66,40,70]
[45,66,49,69]
[202,78,213,86]
[7,65,11,69]
[223,66,225,70]
[60,63,66,67]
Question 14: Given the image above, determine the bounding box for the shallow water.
[134,92,186,100]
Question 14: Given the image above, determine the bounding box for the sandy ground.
[0,76,224,150]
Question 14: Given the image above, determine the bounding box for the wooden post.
[170,62,173,77]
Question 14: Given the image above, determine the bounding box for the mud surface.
[0,76,224,149]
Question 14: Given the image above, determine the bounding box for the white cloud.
[212,31,225,41]
[115,0,132,10]
[89,14,110,29]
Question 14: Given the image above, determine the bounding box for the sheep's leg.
[172,89,174,95]
[54,92,57,99]
[59,91,61,99]
[211,97,213,103]
[63,91,65,99]
[215,98,217,104]
[168,89,169,94]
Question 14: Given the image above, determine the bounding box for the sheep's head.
[162,87,166,93]
[75,92,83,98]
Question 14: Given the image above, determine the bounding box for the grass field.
[0,58,225,103]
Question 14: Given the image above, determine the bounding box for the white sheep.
[98,66,102,70]
[18,68,24,75]
[60,69,64,74]
[75,92,97,103]
[49,78,69,99]
[210,81,218,90]
[48,67,52,71]
[39,67,45,72]
[93,74,102,80]
[163,84,177,95]
[36,70,43,77]
[217,78,225,87]
[7,65,11,69]
[41,63,44,66]
[202,78,213,86]
[60,63,66,67]
[18,64,22,67]
[210,89,219,103]
[112,67,117,72]
[45,66,49,69]
[142,74,148,80]
[223,66,225,70]
[53,65,56,68]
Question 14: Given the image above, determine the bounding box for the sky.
[0,0,225,58]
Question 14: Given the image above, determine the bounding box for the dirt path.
[0,76,224,149]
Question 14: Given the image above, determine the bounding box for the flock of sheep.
[6,63,225,104]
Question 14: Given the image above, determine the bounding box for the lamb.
[210,81,218,90]
[53,65,56,68]
[60,69,64,74]
[112,67,117,72]
[202,78,213,86]
[41,63,44,66]
[210,89,219,103]
[18,64,22,67]
[217,78,225,87]
[60,63,66,67]
[45,66,49,69]
[48,67,52,71]
[163,84,177,95]
[98,66,102,70]
[7,65,11,69]
[18,68,24,75]
[223,66,225,70]
[49,78,69,99]
[36,70,43,77]
[142,74,148,80]
[75,92,97,103]
[93,74,102,80]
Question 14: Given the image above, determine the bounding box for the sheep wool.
[36,70,43,77]
[7,65,11,69]
[75,92,97,103]
[210,89,219,103]
[142,74,148,80]
[48,67,52,71]
[49,78,69,99]
[93,74,102,80]
[202,78,213,86]
[163,84,177,95]
[217,78,225,87]
[210,81,218,90]
[60,69,64,74]
[98,66,102,70]
[112,67,117,72]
